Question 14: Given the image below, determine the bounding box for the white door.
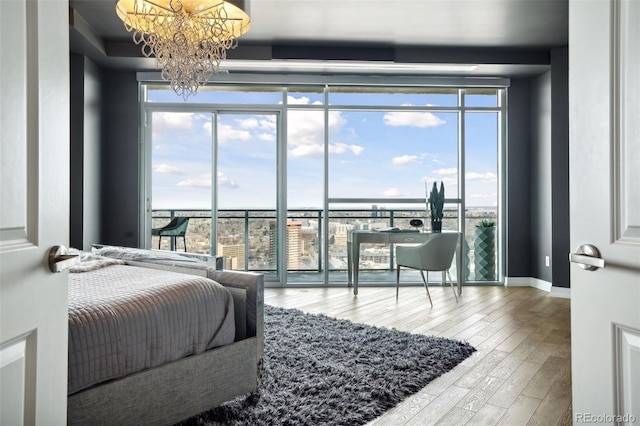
[0,0,70,424]
[570,0,640,423]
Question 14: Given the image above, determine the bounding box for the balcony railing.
[151,207,498,280]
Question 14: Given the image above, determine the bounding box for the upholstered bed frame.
[67,247,264,426]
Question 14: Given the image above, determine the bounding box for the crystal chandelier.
[116,0,250,99]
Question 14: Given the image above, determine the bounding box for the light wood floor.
[264,285,572,426]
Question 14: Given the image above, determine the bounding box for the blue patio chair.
[151,217,189,251]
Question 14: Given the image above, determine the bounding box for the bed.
[66,245,264,426]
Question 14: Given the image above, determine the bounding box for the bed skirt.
[67,337,258,426]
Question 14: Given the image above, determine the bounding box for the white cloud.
[422,176,458,187]
[417,152,446,165]
[217,172,239,188]
[258,115,277,131]
[286,95,324,106]
[433,167,458,175]
[216,123,252,144]
[328,143,364,156]
[153,112,193,132]
[424,170,496,183]
[287,110,361,158]
[349,145,365,155]
[176,172,239,189]
[392,155,419,165]
[333,143,364,155]
[288,114,324,147]
[290,142,364,158]
[238,117,259,129]
[383,111,445,128]
[468,192,498,206]
[466,172,498,183]
[152,112,194,140]
[380,187,406,197]
[239,116,277,132]
[287,95,310,105]
[153,163,182,174]
[177,174,211,189]
[257,132,276,142]
[289,144,324,157]
[202,115,276,144]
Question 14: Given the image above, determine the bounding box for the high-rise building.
[217,243,245,270]
[333,223,354,248]
[269,220,302,269]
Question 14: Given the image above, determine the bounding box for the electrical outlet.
[545,256,550,267]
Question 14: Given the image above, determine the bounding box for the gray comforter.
[68,264,235,395]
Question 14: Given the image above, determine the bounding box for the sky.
[149,89,499,211]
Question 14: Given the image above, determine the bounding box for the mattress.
[68,264,235,395]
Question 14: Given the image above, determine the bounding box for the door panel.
[148,111,213,251]
[0,0,70,424]
[215,113,279,276]
[569,0,640,421]
[147,111,282,278]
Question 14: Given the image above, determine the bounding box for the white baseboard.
[504,277,571,299]
[550,286,571,299]
[504,277,535,287]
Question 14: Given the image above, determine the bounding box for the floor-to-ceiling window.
[286,90,325,274]
[215,112,279,274]
[148,110,213,252]
[141,79,505,287]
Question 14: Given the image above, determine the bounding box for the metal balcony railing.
[151,207,497,277]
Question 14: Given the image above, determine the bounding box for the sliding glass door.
[148,111,213,251]
[215,112,280,279]
[147,109,283,281]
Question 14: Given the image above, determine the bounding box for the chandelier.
[115,0,251,99]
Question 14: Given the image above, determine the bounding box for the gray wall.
[506,79,532,278]
[100,70,140,248]
[526,47,570,288]
[70,54,102,251]
[530,70,554,282]
[70,63,139,249]
[550,47,570,288]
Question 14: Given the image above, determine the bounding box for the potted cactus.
[474,219,496,280]
[429,181,445,232]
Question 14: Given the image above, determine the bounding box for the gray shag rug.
[180,305,475,426]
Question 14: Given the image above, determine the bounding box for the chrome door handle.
[569,244,605,271]
[48,245,80,273]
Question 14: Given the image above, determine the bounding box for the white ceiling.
[69,0,569,78]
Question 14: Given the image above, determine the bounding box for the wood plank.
[366,392,436,426]
[495,395,541,426]
[435,407,476,425]
[454,349,509,389]
[527,379,572,425]
[405,385,470,425]
[487,361,542,408]
[468,404,508,426]
[456,375,505,412]
[522,356,570,399]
